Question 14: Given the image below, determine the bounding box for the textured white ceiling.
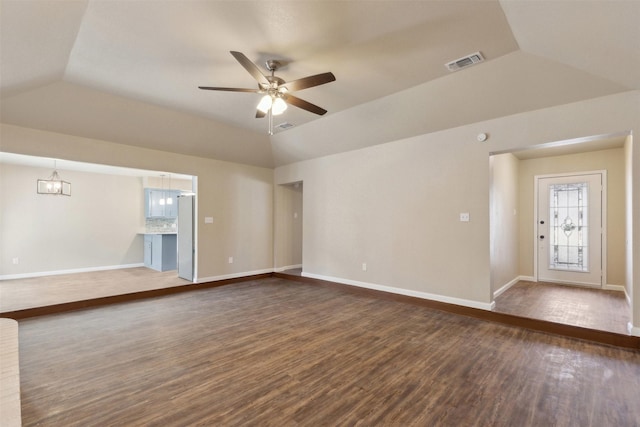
[1,0,638,168]
[501,0,640,89]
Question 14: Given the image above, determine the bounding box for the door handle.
[539,235,545,240]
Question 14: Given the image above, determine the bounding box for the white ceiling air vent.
[275,122,295,131]
[445,51,485,72]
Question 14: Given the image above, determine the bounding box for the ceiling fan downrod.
[263,59,287,135]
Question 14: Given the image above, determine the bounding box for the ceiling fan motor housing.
[265,60,282,72]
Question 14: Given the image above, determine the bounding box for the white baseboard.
[273,264,302,272]
[493,276,521,299]
[539,278,603,288]
[602,284,626,292]
[606,285,631,306]
[493,275,539,299]
[628,322,640,337]
[302,272,494,311]
[0,263,145,281]
[196,268,274,284]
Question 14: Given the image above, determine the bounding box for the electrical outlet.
[228,257,233,264]
[362,263,367,271]
[204,217,214,224]
[460,212,470,222]
[12,257,19,265]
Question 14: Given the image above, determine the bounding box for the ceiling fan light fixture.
[257,95,272,113]
[272,97,287,115]
[199,51,335,134]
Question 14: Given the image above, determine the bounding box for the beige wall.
[275,90,640,326]
[3,89,640,333]
[0,163,144,277]
[490,153,520,294]
[273,182,303,270]
[0,123,274,282]
[517,148,626,286]
[276,128,492,307]
[144,176,193,192]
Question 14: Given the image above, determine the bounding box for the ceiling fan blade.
[280,72,336,92]
[284,94,328,116]
[255,109,266,119]
[198,86,260,93]
[230,51,270,87]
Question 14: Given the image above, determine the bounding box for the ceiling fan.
[199,51,335,134]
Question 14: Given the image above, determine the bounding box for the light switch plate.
[460,212,470,222]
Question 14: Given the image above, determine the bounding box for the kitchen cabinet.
[165,191,179,217]
[145,189,181,218]
[143,233,177,271]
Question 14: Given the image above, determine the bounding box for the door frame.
[533,170,607,287]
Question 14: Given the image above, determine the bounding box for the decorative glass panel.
[549,182,588,272]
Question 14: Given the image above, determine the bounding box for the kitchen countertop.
[138,231,177,235]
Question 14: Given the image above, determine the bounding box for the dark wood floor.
[494,280,630,335]
[3,268,630,337]
[18,277,640,426]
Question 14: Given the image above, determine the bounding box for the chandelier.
[37,161,71,196]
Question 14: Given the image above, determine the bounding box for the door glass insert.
[549,182,589,272]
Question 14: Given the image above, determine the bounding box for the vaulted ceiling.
[1,0,638,168]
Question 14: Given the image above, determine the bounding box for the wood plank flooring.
[2,269,630,337]
[494,280,630,335]
[0,268,189,313]
[0,318,21,427]
[17,277,640,426]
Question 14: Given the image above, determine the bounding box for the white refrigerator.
[177,195,195,281]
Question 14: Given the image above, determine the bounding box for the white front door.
[536,173,604,287]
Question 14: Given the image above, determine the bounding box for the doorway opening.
[489,132,632,334]
[0,152,197,314]
[275,181,303,276]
